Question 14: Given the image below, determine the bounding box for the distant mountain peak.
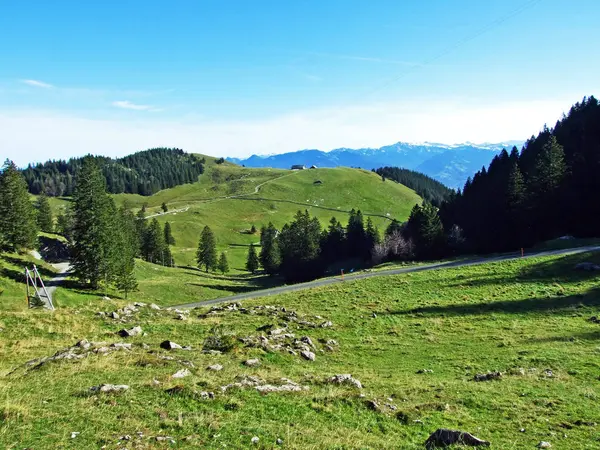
[227,140,523,188]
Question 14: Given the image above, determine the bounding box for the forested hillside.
[374,166,454,206]
[21,148,205,196]
[440,96,600,253]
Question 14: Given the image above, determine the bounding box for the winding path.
[172,245,600,309]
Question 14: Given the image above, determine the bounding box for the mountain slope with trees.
[21,148,205,196]
[374,166,454,206]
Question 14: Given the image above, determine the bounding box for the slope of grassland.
[111,163,421,269]
[1,251,599,448]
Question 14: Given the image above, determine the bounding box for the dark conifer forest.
[440,95,600,253]
[21,148,205,196]
[374,166,454,206]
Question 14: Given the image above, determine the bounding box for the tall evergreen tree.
[246,244,260,274]
[71,157,116,289]
[135,208,147,256]
[35,194,53,233]
[114,206,138,297]
[365,217,381,260]
[505,161,527,247]
[320,217,346,265]
[143,218,170,265]
[218,251,230,274]
[164,221,176,245]
[278,210,322,281]
[405,202,446,259]
[259,222,280,275]
[0,159,38,251]
[346,209,366,259]
[197,225,217,272]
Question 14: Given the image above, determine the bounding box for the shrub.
[202,325,237,353]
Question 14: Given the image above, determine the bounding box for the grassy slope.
[1,251,599,448]
[111,164,421,269]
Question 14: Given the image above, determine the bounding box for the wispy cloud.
[112,100,155,111]
[21,79,54,88]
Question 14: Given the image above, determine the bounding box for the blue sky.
[1,0,598,165]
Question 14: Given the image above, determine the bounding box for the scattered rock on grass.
[251,436,259,444]
[118,326,142,337]
[424,429,490,449]
[537,442,552,448]
[473,371,502,382]
[71,432,80,439]
[160,340,183,350]
[417,369,434,374]
[109,312,120,320]
[207,364,223,371]
[150,303,161,310]
[588,316,600,324]
[172,369,191,379]
[301,350,316,361]
[244,358,260,367]
[90,384,129,393]
[175,314,187,321]
[328,374,363,389]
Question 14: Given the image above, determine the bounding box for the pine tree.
[114,206,138,297]
[277,210,322,281]
[197,225,217,272]
[71,157,116,289]
[35,194,53,233]
[161,202,168,213]
[320,217,346,265]
[164,221,176,245]
[0,159,38,251]
[259,222,280,275]
[143,218,169,265]
[365,217,380,260]
[135,208,147,256]
[246,244,259,274]
[218,251,229,274]
[405,202,445,259]
[346,209,366,259]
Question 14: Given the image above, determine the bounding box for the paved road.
[173,245,600,309]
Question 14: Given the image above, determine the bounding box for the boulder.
[424,429,490,449]
[243,358,260,367]
[160,340,183,350]
[300,350,316,361]
[118,326,142,337]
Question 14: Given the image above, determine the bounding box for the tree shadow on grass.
[528,329,600,343]
[186,283,264,294]
[392,288,600,317]
[2,256,57,279]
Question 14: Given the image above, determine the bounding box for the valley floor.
[1,252,600,448]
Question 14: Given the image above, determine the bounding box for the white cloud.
[112,100,154,111]
[21,79,54,88]
[0,97,572,166]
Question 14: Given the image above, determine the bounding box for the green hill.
[108,162,421,269]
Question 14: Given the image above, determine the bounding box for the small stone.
[111,343,132,350]
[119,435,131,441]
[207,364,223,371]
[102,296,111,301]
[110,312,120,320]
[90,384,129,393]
[160,340,183,350]
[76,339,90,349]
[300,350,316,361]
[300,336,315,348]
[152,379,160,385]
[133,302,146,307]
[473,371,502,382]
[520,428,526,432]
[118,326,142,337]
[537,442,552,449]
[372,313,377,318]
[150,303,161,310]
[544,369,554,378]
[71,432,80,439]
[276,438,284,445]
[365,399,380,411]
[244,358,260,367]
[96,312,106,317]
[172,369,191,378]
[175,314,187,321]
[328,374,362,389]
[425,429,490,448]
[251,436,260,444]
[320,320,333,328]
[417,369,434,374]
[141,343,150,350]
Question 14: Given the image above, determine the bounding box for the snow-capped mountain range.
[227,140,524,189]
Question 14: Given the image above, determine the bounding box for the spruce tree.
[218,251,229,274]
[144,218,169,265]
[246,243,259,274]
[161,202,168,213]
[135,208,147,256]
[0,159,38,251]
[346,209,366,258]
[164,221,176,245]
[36,194,53,233]
[277,210,322,281]
[365,217,380,260]
[197,225,217,272]
[259,222,280,275]
[405,202,445,259]
[71,157,116,289]
[114,206,138,297]
[321,217,346,265]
